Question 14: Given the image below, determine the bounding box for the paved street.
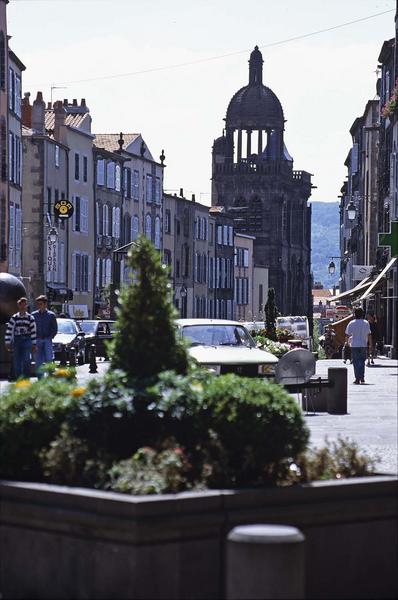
[1,356,397,475]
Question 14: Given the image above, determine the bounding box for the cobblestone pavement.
[1,355,397,475]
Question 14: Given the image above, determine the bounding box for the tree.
[265,288,278,341]
[111,236,189,382]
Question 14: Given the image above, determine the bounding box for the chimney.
[31,91,45,134]
[63,99,68,107]
[47,102,52,109]
[21,92,32,128]
[72,99,78,106]
[179,188,184,197]
[54,100,67,142]
[191,194,196,202]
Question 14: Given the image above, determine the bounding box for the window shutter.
[83,198,88,233]
[115,164,121,192]
[88,254,92,292]
[112,207,116,237]
[97,159,105,185]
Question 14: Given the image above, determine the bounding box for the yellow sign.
[54,199,74,219]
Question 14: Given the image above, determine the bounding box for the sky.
[8,0,396,205]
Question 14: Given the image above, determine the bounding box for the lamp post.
[346,199,357,221]
[327,256,348,276]
[180,284,187,318]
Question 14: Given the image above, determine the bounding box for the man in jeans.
[5,297,37,379]
[345,307,371,384]
[32,295,58,378]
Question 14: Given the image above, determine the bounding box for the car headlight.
[206,365,221,375]
[258,364,275,375]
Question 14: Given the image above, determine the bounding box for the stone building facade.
[0,0,8,273]
[211,46,312,316]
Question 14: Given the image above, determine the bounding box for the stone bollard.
[226,524,305,600]
[89,343,98,374]
[327,367,347,414]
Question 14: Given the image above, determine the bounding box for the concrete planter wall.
[0,476,397,599]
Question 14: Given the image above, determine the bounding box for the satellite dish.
[275,348,316,386]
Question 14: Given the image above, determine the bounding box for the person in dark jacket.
[5,297,37,379]
[366,313,380,365]
[32,295,58,378]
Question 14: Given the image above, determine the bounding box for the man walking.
[5,297,37,379]
[32,295,58,378]
[345,307,371,385]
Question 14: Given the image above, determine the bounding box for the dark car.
[52,318,86,365]
[77,320,115,361]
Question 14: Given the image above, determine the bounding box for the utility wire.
[30,8,394,86]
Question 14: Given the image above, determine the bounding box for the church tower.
[211,46,313,316]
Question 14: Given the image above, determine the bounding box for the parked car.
[77,320,115,361]
[52,318,86,365]
[176,319,278,377]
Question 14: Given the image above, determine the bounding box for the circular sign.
[54,199,74,219]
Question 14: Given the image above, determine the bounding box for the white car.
[176,319,278,377]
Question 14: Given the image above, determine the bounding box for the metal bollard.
[68,349,76,368]
[59,344,67,366]
[89,343,98,374]
[226,524,305,600]
[327,367,347,414]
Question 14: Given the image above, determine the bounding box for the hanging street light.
[346,199,357,221]
[48,227,58,243]
[328,260,336,275]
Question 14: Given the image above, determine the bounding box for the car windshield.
[57,320,77,334]
[181,324,255,348]
[79,321,97,334]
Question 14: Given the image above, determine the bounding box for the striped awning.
[329,276,372,302]
[359,257,397,301]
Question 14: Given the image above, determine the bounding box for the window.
[131,215,139,241]
[81,198,88,233]
[107,162,115,189]
[15,206,21,268]
[228,226,233,246]
[102,204,109,236]
[217,225,222,244]
[15,75,21,118]
[96,257,101,288]
[115,164,121,192]
[55,145,60,167]
[155,177,161,204]
[83,156,88,182]
[97,159,105,185]
[8,132,13,182]
[74,153,80,180]
[8,67,14,111]
[154,216,161,249]
[105,259,112,285]
[146,174,153,202]
[0,33,5,90]
[123,168,132,198]
[183,246,189,277]
[132,170,139,200]
[145,214,152,240]
[1,119,7,181]
[73,197,81,232]
[59,242,65,282]
[8,204,14,267]
[176,260,180,278]
[165,209,171,234]
[243,248,249,267]
[72,253,90,292]
[112,206,120,238]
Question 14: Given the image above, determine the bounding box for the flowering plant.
[382,78,398,118]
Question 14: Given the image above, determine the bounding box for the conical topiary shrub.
[111,236,189,382]
[265,288,278,341]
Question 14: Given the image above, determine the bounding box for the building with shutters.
[209,206,235,319]
[93,133,164,298]
[21,92,69,307]
[92,139,125,317]
[43,98,95,318]
[0,0,8,273]
[7,48,24,278]
[211,46,312,317]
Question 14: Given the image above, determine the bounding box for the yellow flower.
[15,379,32,389]
[71,386,87,398]
[54,368,70,378]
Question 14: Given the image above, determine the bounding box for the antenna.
[50,84,67,105]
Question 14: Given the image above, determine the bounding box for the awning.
[359,257,397,301]
[329,276,372,302]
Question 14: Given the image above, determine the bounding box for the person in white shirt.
[345,307,371,385]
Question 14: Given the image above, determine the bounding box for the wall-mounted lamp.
[346,199,357,221]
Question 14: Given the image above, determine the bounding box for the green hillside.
[310,201,340,289]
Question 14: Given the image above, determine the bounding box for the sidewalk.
[1,356,397,475]
[304,356,398,475]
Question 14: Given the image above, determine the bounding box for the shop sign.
[54,199,74,219]
[47,238,57,272]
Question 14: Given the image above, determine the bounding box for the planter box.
[0,476,397,599]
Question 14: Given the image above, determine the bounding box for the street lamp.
[328,260,336,275]
[48,227,58,243]
[346,199,356,221]
[328,255,348,275]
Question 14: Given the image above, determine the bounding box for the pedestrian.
[5,297,37,379]
[345,307,371,385]
[323,324,337,359]
[366,313,380,366]
[32,294,58,378]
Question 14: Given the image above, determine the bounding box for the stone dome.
[225,46,284,130]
